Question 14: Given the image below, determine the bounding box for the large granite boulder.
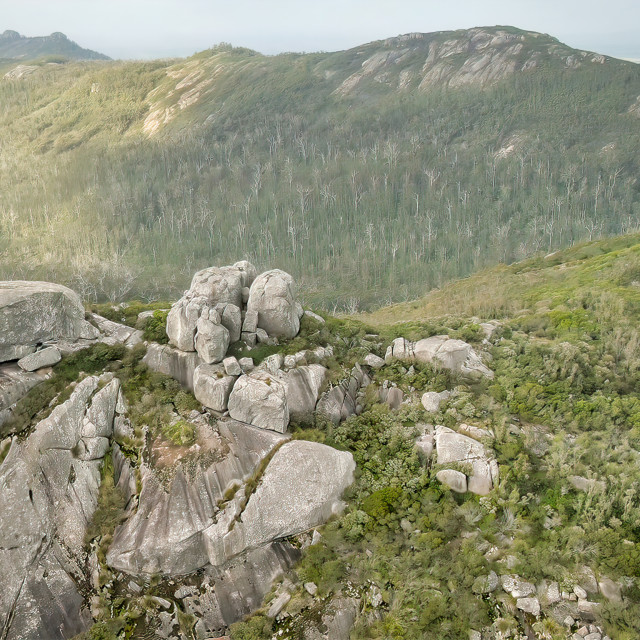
[0,281,98,363]
[190,262,256,309]
[247,269,303,339]
[193,364,237,412]
[228,371,289,433]
[195,309,230,364]
[434,425,498,495]
[0,363,52,431]
[204,440,355,565]
[106,420,287,576]
[166,295,208,352]
[385,334,493,379]
[283,364,327,421]
[0,374,121,640]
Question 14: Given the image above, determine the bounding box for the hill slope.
[0,29,109,61]
[0,27,638,308]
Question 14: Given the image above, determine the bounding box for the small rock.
[436,469,467,493]
[574,585,588,600]
[223,356,242,376]
[304,310,325,324]
[364,353,385,369]
[304,582,318,596]
[563,615,575,627]
[17,346,61,371]
[267,592,291,618]
[238,357,254,372]
[472,571,499,594]
[516,597,540,616]
[598,576,622,602]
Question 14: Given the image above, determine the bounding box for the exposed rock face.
[190,262,256,308]
[421,390,450,412]
[0,374,121,639]
[193,364,237,412]
[385,335,493,379]
[0,362,52,429]
[90,314,144,347]
[436,469,467,493]
[228,371,289,433]
[435,425,497,495]
[247,269,304,338]
[316,364,371,424]
[195,309,230,364]
[143,343,203,391]
[166,295,208,352]
[17,345,61,371]
[0,281,98,363]
[283,364,327,421]
[204,440,355,565]
[107,420,287,576]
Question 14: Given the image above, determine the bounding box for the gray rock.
[574,585,588,600]
[415,433,434,459]
[223,356,242,377]
[195,311,230,364]
[316,364,371,424]
[598,577,622,602]
[247,269,302,338]
[217,303,242,343]
[501,575,536,598]
[435,426,496,495]
[302,597,359,640]
[0,375,118,639]
[190,264,251,309]
[262,353,284,375]
[166,295,208,352]
[516,597,540,615]
[194,364,237,412]
[472,571,499,594]
[227,371,289,433]
[90,314,144,347]
[364,353,385,369]
[107,420,286,576]
[304,310,325,324]
[283,364,327,420]
[238,357,254,373]
[0,281,97,363]
[143,343,203,391]
[267,592,291,618]
[385,386,404,409]
[385,334,493,379]
[436,469,467,493]
[421,390,451,413]
[242,331,257,348]
[204,440,355,565]
[304,582,318,596]
[17,346,61,371]
[242,309,259,333]
[0,362,52,427]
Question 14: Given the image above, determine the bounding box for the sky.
[2,0,639,61]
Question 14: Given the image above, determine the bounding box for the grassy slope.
[363,233,640,324]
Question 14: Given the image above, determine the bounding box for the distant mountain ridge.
[0,29,109,60]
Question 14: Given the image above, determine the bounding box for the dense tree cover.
[0,31,638,309]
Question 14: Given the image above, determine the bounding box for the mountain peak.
[0,29,108,60]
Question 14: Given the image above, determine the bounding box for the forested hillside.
[0,26,638,308]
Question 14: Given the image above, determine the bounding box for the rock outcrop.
[228,371,290,433]
[203,440,355,565]
[0,281,98,363]
[316,364,371,424]
[246,269,304,338]
[385,335,493,379]
[0,374,122,640]
[434,425,498,495]
[107,424,355,578]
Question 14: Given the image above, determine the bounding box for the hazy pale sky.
[2,0,639,61]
